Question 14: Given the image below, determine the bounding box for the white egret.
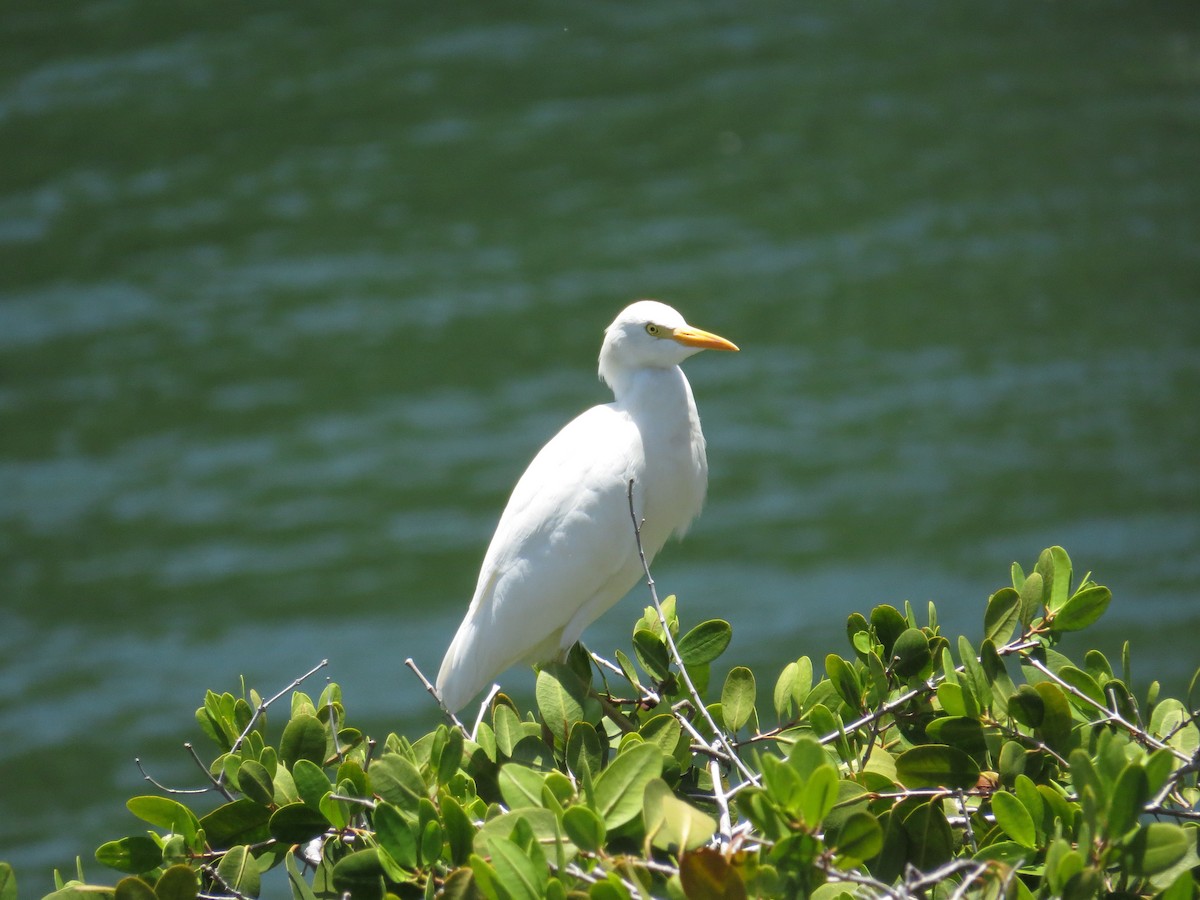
[435,300,738,713]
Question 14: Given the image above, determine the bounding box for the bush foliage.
[4,546,1198,899]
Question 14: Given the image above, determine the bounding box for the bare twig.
[626,479,759,785]
[1024,655,1189,762]
[708,757,733,846]
[590,649,661,707]
[185,742,234,801]
[216,659,330,788]
[404,657,467,734]
[956,789,978,854]
[135,756,210,795]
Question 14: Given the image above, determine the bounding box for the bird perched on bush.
[436,300,738,713]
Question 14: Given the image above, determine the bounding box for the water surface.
[2,2,1198,890]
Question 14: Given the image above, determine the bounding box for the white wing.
[436,402,648,713]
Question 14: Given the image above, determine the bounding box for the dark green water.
[2,2,1198,889]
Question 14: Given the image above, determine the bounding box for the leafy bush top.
[4,545,1198,900]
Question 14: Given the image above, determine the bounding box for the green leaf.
[95,836,163,875]
[498,763,546,810]
[1057,666,1105,713]
[199,798,271,849]
[436,727,465,786]
[216,845,261,899]
[370,752,427,809]
[487,837,548,900]
[834,810,883,864]
[593,742,664,829]
[1150,699,1200,756]
[373,801,417,870]
[269,802,330,844]
[894,744,981,791]
[319,791,351,831]
[632,629,671,681]
[567,722,603,779]
[439,795,475,869]
[957,636,993,713]
[468,853,501,900]
[1126,822,1191,876]
[614,649,641,689]
[825,654,861,710]
[901,800,955,870]
[1052,585,1111,632]
[721,667,756,732]
[992,790,1036,849]
[562,806,606,852]
[984,588,1021,645]
[0,863,13,900]
[237,759,275,807]
[1036,546,1072,613]
[679,847,748,900]
[153,865,200,900]
[869,605,908,658]
[785,735,830,779]
[291,758,331,809]
[644,779,717,852]
[639,713,683,758]
[492,704,524,758]
[125,796,201,844]
[1014,774,1045,839]
[936,681,970,718]
[1018,572,1044,628]
[280,714,327,769]
[760,755,803,815]
[473,809,570,865]
[1033,681,1077,755]
[330,849,386,900]
[797,765,838,827]
[972,841,1033,867]
[509,734,555,772]
[114,877,157,900]
[791,656,814,711]
[889,628,931,678]
[1008,684,1045,727]
[677,619,733,666]
[1107,763,1149,839]
[536,664,586,745]
[773,664,800,720]
[925,716,988,757]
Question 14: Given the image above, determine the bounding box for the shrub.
[5,545,1198,899]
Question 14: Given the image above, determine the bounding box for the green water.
[2,2,1198,888]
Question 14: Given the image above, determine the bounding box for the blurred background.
[2,1,1197,890]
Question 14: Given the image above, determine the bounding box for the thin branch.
[590,649,661,707]
[216,659,330,788]
[200,861,262,900]
[956,789,978,854]
[820,865,903,899]
[947,860,992,900]
[135,756,210,795]
[708,757,733,846]
[1025,655,1190,762]
[626,478,759,785]
[404,657,467,735]
[185,742,233,801]
[820,685,928,749]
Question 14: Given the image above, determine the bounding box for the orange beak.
[671,325,740,352]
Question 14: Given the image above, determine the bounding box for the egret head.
[598,300,738,388]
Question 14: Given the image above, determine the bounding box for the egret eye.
[645,323,661,336]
